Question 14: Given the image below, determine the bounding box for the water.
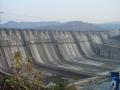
[86,81,111,90]
[85,81,120,90]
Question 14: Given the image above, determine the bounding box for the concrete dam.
[0,28,120,77]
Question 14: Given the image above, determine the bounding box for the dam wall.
[0,28,120,76]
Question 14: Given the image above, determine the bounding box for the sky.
[0,0,120,23]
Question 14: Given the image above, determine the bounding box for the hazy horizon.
[0,0,120,24]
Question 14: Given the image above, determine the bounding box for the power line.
[0,11,45,22]
[3,11,43,19]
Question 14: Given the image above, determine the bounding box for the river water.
[84,80,120,90]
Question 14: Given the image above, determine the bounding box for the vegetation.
[46,77,76,90]
[0,51,77,90]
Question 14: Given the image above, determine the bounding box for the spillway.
[0,28,120,77]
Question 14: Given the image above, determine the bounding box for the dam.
[0,28,120,78]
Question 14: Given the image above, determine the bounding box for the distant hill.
[98,22,120,30]
[38,21,105,31]
[0,21,106,31]
[0,21,61,29]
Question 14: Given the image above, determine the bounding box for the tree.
[8,51,45,89]
[12,51,23,78]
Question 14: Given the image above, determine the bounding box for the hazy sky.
[0,0,120,23]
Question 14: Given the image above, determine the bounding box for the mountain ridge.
[1,21,119,31]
